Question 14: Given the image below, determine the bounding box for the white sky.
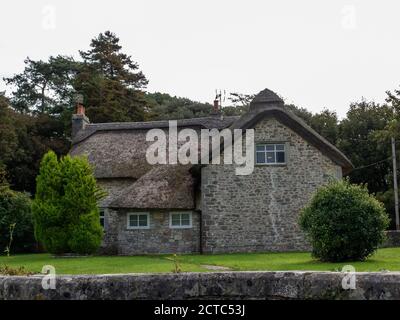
[1,0,400,117]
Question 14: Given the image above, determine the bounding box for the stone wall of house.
[100,209,200,255]
[201,116,343,253]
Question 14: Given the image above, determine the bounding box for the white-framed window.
[99,209,105,229]
[127,212,150,229]
[256,143,286,164]
[169,211,192,229]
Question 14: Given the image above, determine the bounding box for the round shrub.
[299,179,389,262]
[0,186,36,253]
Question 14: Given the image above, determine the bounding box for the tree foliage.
[0,94,18,164]
[1,31,149,193]
[75,31,149,123]
[338,100,393,193]
[32,151,105,254]
[145,92,213,120]
[4,56,79,115]
[299,179,389,262]
[0,185,35,253]
[0,92,69,194]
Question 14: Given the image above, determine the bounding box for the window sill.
[127,227,150,230]
[169,226,193,229]
[255,163,287,167]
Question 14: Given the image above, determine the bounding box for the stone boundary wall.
[1,271,400,300]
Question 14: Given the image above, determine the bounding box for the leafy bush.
[32,151,105,255]
[299,179,389,262]
[0,186,35,253]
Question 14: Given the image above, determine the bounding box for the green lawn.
[1,248,400,275]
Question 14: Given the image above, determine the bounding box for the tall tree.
[75,31,149,123]
[3,56,79,115]
[373,87,400,229]
[338,99,392,194]
[0,94,18,165]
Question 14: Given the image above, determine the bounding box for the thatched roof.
[70,116,237,209]
[96,178,137,207]
[250,88,283,106]
[71,130,155,179]
[108,165,195,209]
[72,116,239,144]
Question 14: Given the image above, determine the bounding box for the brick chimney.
[71,94,89,140]
[211,98,221,116]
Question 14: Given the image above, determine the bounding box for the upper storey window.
[256,143,286,164]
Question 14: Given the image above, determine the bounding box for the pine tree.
[76,31,149,123]
[3,56,79,115]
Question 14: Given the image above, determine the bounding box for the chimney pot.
[213,99,219,111]
[72,94,89,140]
[76,104,85,115]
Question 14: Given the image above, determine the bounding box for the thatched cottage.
[70,88,353,254]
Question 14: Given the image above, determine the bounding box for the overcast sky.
[1,0,400,117]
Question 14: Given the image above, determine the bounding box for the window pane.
[276,144,285,151]
[138,220,147,227]
[171,214,180,226]
[256,152,265,164]
[181,214,190,226]
[276,151,285,163]
[129,215,138,226]
[265,145,274,151]
[181,219,190,226]
[256,145,265,151]
[266,152,275,163]
[138,215,148,226]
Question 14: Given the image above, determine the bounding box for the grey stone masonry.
[2,271,400,300]
[100,209,200,255]
[201,116,342,253]
[71,114,89,140]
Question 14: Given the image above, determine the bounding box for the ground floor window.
[127,212,150,229]
[169,211,192,228]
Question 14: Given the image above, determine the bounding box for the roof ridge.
[72,115,241,145]
[87,115,240,127]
